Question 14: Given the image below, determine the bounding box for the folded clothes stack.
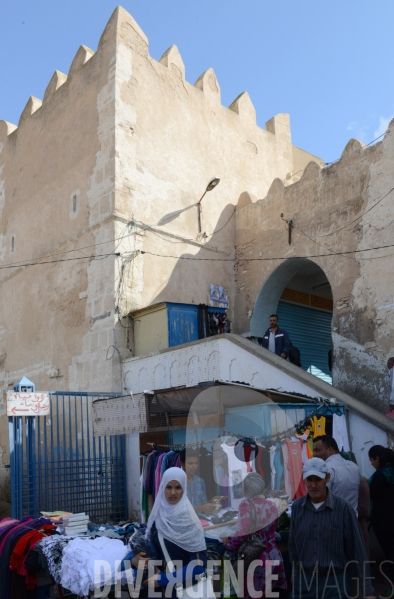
[62,513,89,535]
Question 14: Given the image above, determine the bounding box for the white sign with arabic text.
[7,392,50,416]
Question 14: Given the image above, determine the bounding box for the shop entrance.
[251,258,333,383]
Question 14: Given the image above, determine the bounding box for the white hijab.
[146,467,206,553]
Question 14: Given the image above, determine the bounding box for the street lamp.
[197,177,220,233]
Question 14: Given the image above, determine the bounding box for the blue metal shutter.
[167,303,199,347]
[277,301,332,384]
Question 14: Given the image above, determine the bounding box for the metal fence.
[9,392,127,523]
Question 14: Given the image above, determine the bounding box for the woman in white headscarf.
[144,467,207,596]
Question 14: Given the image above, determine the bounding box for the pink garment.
[226,497,287,599]
[285,438,307,500]
[0,518,34,554]
[0,518,18,529]
[281,441,293,498]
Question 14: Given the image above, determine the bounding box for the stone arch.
[250,258,332,336]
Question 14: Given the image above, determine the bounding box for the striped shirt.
[288,489,374,595]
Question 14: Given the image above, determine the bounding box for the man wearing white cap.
[288,457,375,598]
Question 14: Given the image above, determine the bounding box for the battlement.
[0,6,299,151]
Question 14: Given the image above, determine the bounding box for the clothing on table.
[332,413,350,451]
[10,523,56,589]
[325,453,360,515]
[225,496,287,599]
[288,489,374,597]
[285,438,306,499]
[38,534,77,584]
[187,475,208,508]
[60,536,129,597]
[310,415,326,436]
[0,517,53,599]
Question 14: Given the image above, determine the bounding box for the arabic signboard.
[7,392,50,416]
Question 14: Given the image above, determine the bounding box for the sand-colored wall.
[109,8,322,333]
[0,11,124,493]
[235,128,394,411]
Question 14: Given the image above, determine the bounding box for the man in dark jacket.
[259,314,291,358]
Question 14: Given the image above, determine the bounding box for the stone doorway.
[250,258,333,382]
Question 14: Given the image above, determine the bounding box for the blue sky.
[1,1,393,162]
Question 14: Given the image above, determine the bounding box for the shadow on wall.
[149,202,236,309]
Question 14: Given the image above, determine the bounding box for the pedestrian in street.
[313,434,360,514]
[288,457,375,599]
[259,314,291,359]
[368,445,394,596]
[386,357,394,412]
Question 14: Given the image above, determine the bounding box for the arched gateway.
[250,258,333,383]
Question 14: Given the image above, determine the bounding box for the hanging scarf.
[146,467,206,553]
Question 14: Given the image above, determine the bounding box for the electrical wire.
[0,252,119,270]
[138,241,394,262]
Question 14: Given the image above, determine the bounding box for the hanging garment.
[281,442,293,499]
[274,442,284,490]
[259,446,272,489]
[285,438,307,500]
[332,413,350,452]
[296,430,312,464]
[221,444,248,509]
[310,415,326,436]
[269,445,277,490]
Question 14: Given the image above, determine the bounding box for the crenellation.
[194,67,220,103]
[339,138,367,165]
[43,70,68,104]
[229,91,256,124]
[0,121,17,144]
[68,44,95,76]
[18,96,42,125]
[159,45,185,80]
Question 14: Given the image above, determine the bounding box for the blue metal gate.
[9,392,127,523]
